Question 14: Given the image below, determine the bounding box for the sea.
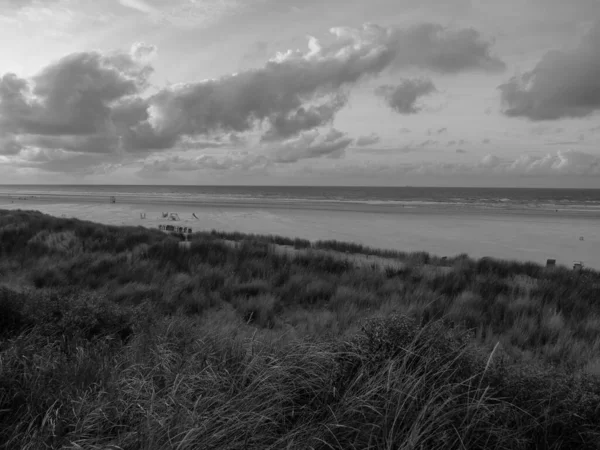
[1,185,600,212]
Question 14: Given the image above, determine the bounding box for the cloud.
[0,135,21,155]
[272,128,353,163]
[417,139,438,148]
[427,127,447,136]
[355,133,381,147]
[119,0,160,15]
[456,148,467,153]
[507,149,600,175]
[375,78,436,114]
[0,0,59,9]
[131,42,158,62]
[0,48,152,137]
[499,22,600,120]
[367,149,600,177]
[0,20,504,174]
[260,94,347,141]
[482,138,491,144]
[531,125,564,136]
[132,22,503,146]
[14,148,122,174]
[138,152,269,177]
[479,154,501,168]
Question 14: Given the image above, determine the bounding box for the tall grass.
[1,209,600,448]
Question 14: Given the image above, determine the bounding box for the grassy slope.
[1,209,600,449]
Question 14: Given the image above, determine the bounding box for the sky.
[0,0,599,187]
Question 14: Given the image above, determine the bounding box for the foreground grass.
[1,209,600,449]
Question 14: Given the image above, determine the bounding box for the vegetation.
[1,208,600,449]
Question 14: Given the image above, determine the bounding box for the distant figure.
[192,213,199,220]
[140,212,146,219]
[580,236,584,241]
[110,196,116,204]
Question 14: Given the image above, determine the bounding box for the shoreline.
[1,195,599,270]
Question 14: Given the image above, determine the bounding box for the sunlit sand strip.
[1,198,599,270]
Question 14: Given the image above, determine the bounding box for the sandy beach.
[1,193,599,270]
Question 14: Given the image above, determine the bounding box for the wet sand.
[1,194,598,270]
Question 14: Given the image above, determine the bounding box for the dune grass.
[1,209,600,449]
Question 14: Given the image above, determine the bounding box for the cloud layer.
[499,22,600,120]
[0,21,505,174]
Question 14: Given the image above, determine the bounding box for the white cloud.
[119,0,159,15]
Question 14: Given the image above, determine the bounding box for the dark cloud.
[0,135,22,155]
[381,23,505,73]
[456,148,467,154]
[447,140,457,146]
[417,139,438,148]
[0,50,152,137]
[375,78,436,114]
[530,125,564,136]
[482,138,491,144]
[355,133,381,147]
[427,127,447,135]
[499,22,600,120]
[261,94,347,142]
[273,129,353,163]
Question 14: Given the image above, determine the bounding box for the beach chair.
[573,261,584,271]
[546,259,556,268]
